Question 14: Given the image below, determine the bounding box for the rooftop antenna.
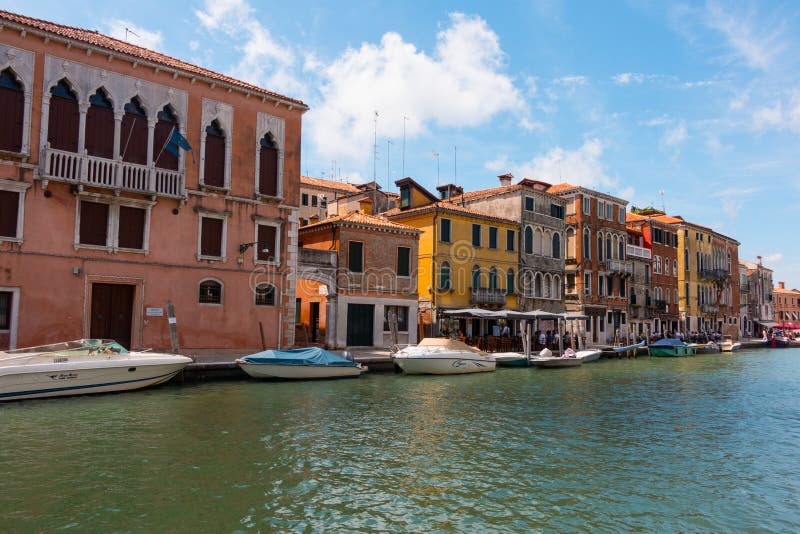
[402,115,409,178]
[387,139,393,193]
[124,27,139,42]
[373,111,379,209]
[454,146,457,185]
[431,151,440,186]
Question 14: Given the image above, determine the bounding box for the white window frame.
[197,211,228,262]
[524,196,535,212]
[199,98,233,191]
[584,272,592,295]
[198,277,224,306]
[619,208,625,224]
[73,193,153,254]
[597,200,604,218]
[253,216,282,266]
[583,197,590,215]
[0,179,31,243]
[254,111,285,201]
[0,286,20,349]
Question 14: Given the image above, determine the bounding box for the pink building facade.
[0,10,307,351]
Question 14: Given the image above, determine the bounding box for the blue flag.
[165,127,192,157]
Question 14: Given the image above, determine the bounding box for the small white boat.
[492,352,530,367]
[613,340,646,355]
[530,347,583,368]
[575,349,602,363]
[719,336,741,353]
[0,339,192,402]
[392,338,495,375]
[236,347,364,379]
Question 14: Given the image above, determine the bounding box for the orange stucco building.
[0,10,307,351]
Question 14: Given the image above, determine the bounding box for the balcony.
[605,258,634,276]
[700,268,729,282]
[626,244,652,260]
[701,304,719,314]
[470,287,507,307]
[41,146,185,199]
[299,247,337,269]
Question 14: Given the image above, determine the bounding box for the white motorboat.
[236,347,364,379]
[0,339,192,402]
[719,336,742,353]
[575,349,602,363]
[392,338,496,375]
[530,347,583,368]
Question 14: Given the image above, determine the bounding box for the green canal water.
[2,348,800,532]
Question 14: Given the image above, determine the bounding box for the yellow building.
[385,178,519,336]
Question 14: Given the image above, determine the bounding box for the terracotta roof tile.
[300,175,360,193]
[0,9,306,108]
[299,211,420,234]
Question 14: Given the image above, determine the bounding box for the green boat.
[648,338,696,357]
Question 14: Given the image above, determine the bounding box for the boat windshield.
[5,339,129,355]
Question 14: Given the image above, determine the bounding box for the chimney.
[779,281,785,290]
[757,255,762,266]
[498,173,513,187]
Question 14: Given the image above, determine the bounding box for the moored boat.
[648,338,696,357]
[492,352,530,367]
[392,338,495,375]
[689,341,720,354]
[613,340,646,357]
[575,349,602,363]
[719,336,742,352]
[530,348,583,368]
[0,339,192,401]
[236,347,364,379]
[765,331,793,348]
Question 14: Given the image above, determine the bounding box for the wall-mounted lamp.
[72,267,81,276]
[239,242,269,255]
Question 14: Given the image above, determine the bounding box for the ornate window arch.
[553,274,561,299]
[583,228,591,260]
[534,272,543,298]
[597,232,604,262]
[524,226,533,254]
[0,68,25,153]
[552,232,561,259]
[255,111,285,198]
[0,45,34,155]
[153,104,179,170]
[544,274,552,299]
[533,227,543,255]
[471,265,481,289]
[47,78,79,153]
[200,98,233,189]
[566,227,575,259]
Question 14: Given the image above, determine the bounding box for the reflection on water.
[2,349,800,531]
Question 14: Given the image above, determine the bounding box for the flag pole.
[120,116,136,161]
[154,125,175,165]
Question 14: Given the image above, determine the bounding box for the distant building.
[299,175,359,225]
[623,223,653,338]
[773,282,799,334]
[548,183,630,345]
[739,258,774,337]
[0,9,307,351]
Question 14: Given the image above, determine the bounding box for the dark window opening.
[0,291,11,330]
[348,241,364,272]
[258,134,278,196]
[397,246,411,277]
[199,280,222,304]
[121,97,147,165]
[118,206,146,250]
[440,219,451,242]
[200,217,223,257]
[0,69,24,152]
[154,105,179,170]
[506,229,515,251]
[47,79,79,152]
[255,283,276,306]
[489,227,498,249]
[472,223,481,246]
[85,89,114,160]
[257,224,277,262]
[204,121,226,188]
[79,201,109,246]
[383,306,409,332]
[0,190,19,238]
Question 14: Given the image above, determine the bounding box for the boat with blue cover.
[236,347,365,379]
[648,338,696,357]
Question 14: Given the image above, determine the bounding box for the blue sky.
[4,0,800,287]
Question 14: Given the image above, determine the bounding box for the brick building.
[0,10,306,351]
[773,281,799,335]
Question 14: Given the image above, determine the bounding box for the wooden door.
[346,304,374,346]
[90,284,135,349]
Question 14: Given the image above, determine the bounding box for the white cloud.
[553,75,587,86]
[188,40,200,51]
[484,155,509,173]
[662,120,687,147]
[505,138,614,189]
[712,186,760,218]
[525,76,538,98]
[194,0,302,96]
[753,91,800,132]
[306,13,527,163]
[105,20,163,51]
[643,115,670,127]
[762,253,783,265]
[704,1,786,70]
[612,72,646,85]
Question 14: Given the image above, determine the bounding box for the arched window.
[583,229,591,260]
[204,120,226,187]
[566,228,575,259]
[47,79,79,152]
[606,236,612,261]
[258,133,278,196]
[645,288,651,306]
[673,259,678,275]
[552,232,561,259]
[199,279,222,304]
[489,267,498,290]
[598,233,604,262]
[0,69,24,152]
[534,272,543,298]
[618,237,624,259]
[630,287,637,305]
[255,283,276,306]
[544,274,552,298]
[440,261,451,290]
[471,265,481,289]
[121,97,148,165]
[154,105,179,170]
[507,268,515,295]
[553,275,561,299]
[85,88,114,160]
[533,228,543,255]
[524,226,533,254]
[665,259,670,276]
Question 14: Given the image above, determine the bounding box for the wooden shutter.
[118,206,146,249]
[121,113,148,164]
[0,190,19,238]
[85,105,114,158]
[47,95,79,152]
[79,201,109,246]
[0,291,11,330]
[201,217,223,257]
[154,120,179,170]
[348,241,363,272]
[397,247,410,276]
[257,225,277,262]
[204,134,225,187]
[259,145,278,196]
[0,86,23,152]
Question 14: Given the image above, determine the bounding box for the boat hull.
[719,343,741,352]
[576,349,602,363]
[531,357,582,368]
[237,361,363,379]
[649,346,696,357]
[393,355,496,374]
[492,352,530,367]
[766,338,792,348]
[0,360,190,401]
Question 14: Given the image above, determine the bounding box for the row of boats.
[0,332,786,401]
